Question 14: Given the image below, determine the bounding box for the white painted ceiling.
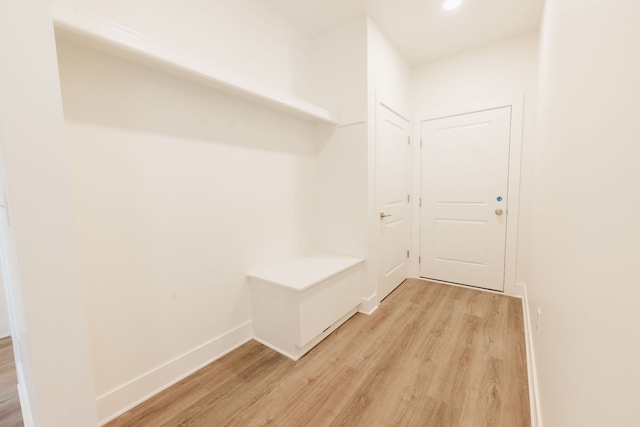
[262,0,544,65]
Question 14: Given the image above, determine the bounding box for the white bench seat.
[248,253,364,360]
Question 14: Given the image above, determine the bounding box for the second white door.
[420,107,511,291]
[377,104,410,301]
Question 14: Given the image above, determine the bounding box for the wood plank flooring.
[0,337,23,427]
[107,279,530,427]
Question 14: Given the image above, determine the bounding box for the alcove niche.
[53,5,370,423]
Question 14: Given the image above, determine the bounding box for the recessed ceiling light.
[442,0,463,10]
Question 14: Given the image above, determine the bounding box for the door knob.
[495,208,504,216]
[380,212,392,219]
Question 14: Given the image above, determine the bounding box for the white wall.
[367,18,412,118]
[411,31,539,290]
[316,123,368,257]
[57,33,320,421]
[313,16,369,271]
[528,1,640,426]
[0,0,99,425]
[52,0,314,100]
[309,16,368,125]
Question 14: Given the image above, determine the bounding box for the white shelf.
[51,5,339,125]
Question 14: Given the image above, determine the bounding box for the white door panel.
[420,107,511,291]
[433,219,488,265]
[377,104,410,301]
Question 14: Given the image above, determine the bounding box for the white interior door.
[377,103,410,301]
[420,107,511,291]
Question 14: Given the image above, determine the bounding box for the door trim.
[410,96,525,296]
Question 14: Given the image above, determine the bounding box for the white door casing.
[0,194,11,339]
[420,107,511,291]
[0,127,32,425]
[376,103,410,301]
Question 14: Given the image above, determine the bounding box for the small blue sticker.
[497,196,503,202]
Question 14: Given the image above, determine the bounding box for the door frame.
[410,96,525,296]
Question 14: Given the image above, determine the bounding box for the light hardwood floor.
[0,337,23,427]
[107,279,530,427]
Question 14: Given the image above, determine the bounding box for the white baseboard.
[13,357,35,427]
[17,380,34,427]
[358,293,378,315]
[522,283,543,427]
[97,321,253,426]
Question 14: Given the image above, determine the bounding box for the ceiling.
[262,0,544,65]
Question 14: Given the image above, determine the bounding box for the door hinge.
[420,138,423,149]
[407,136,411,145]
[407,194,410,203]
[407,250,410,258]
[419,256,422,264]
[419,198,422,208]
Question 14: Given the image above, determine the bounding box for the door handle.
[380,212,392,219]
[495,208,504,216]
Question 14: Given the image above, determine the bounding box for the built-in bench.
[247,253,364,361]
